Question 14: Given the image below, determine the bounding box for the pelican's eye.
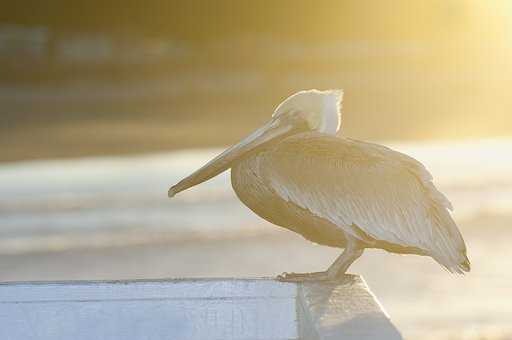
[286,111,312,132]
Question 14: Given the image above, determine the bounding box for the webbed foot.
[277,271,332,282]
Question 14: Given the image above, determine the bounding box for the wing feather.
[261,133,469,272]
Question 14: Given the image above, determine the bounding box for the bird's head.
[273,89,343,135]
[168,89,343,197]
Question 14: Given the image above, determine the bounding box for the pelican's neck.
[318,92,342,135]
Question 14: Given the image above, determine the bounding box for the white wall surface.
[0,275,401,340]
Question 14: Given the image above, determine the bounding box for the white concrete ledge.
[0,275,401,340]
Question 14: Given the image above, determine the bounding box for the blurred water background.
[1,139,511,254]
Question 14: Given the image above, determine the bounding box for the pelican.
[168,89,470,281]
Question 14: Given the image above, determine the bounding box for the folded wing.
[262,132,469,272]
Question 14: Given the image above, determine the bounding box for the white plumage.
[169,89,470,280]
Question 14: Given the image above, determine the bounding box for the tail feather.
[461,255,471,272]
[397,150,470,273]
[399,153,467,272]
[429,202,470,274]
[416,175,469,274]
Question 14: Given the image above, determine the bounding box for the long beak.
[168,118,293,197]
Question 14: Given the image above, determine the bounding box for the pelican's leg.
[277,236,364,282]
[325,238,364,280]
